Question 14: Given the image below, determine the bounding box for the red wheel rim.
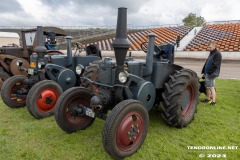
[10,82,26,103]
[65,96,91,125]
[36,88,59,113]
[116,111,144,151]
[181,85,194,117]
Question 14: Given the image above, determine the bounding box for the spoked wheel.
[55,87,95,133]
[0,71,10,89]
[1,75,27,108]
[103,99,149,159]
[161,69,200,128]
[26,80,63,119]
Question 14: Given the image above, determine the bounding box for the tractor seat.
[86,44,102,59]
[153,45,169,62]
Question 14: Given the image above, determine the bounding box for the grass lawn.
[0,79,239,160]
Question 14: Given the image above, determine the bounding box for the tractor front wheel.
[161,69,200,128]
[1,75,27,108]
[55,87,95,133]
[26,80,63,119]
[103,99,149,159]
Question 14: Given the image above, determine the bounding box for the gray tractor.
[54,8,200,159]
[1,26,101,119]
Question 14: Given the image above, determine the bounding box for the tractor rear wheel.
[103,99,149,159]
[55,87,95,133]
[0,71,10,89]
[161,69,200,128]
[1,75,27,108]
[81,60,102,89]
[26,80,63,119]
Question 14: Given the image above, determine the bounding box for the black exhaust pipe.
[65,36,73,67]
[34,26,47,59]
[112,7,131,82]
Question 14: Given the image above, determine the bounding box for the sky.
[0,0,239,27]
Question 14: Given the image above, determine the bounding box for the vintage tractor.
[54,8,200,159]
[0,27,66,88]
[1,26,101,119]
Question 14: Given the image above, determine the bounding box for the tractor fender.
[56,69,76,91]
[45,64,76,91]
[124,74,156,111]
[45,63,66,81]
[151,62,183,89]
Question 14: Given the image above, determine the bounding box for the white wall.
[0,37,20,46]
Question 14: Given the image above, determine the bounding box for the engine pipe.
[34,26,47,59]
[112,7,131,83]
[143,33,156,77]
[65,36,73,67]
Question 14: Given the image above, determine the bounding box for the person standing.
[201,41,222,106]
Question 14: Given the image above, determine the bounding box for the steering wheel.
[73,42,85,56]
[140,42,162,55]
[140,42,148,53]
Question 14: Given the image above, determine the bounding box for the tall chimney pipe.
[143,33,156,77]
[112,7,131,81]
[65,36,73,67]
[34,26,47,59]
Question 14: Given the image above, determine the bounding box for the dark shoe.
[210,102,216,106]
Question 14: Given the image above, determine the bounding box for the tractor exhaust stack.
[65,36,73,67]
[34,26,47,59]
[143,33,156,77]
[112,7,131,79]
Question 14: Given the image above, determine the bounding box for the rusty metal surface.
[0,71,10,88]
[10,58,29,76]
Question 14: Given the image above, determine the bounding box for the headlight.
[16,60,23,67]
[76,65,84,75]
[30,62,36,68]
[38,62,45,69]
[118,71,128,84]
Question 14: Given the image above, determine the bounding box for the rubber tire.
[0,71,10,89]
[103,99,149,159]
[26,80,63,119]
[161,69,200,128]
[55,87,95,133]
[1,75,26,108]
[81,60,102,89]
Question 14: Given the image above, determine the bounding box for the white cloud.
[0,0,239,26]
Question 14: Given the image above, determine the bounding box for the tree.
[182,13,206,27]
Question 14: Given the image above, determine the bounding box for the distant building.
[0,32,20,46]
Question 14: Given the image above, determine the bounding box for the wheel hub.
[127,124,140,140]
[181,85,194,116]
[45,97,53,104]
[37,89,58,112]
[69,105,84,116]
[117,112,144,151]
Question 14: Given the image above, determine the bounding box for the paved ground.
[174,58,240,79]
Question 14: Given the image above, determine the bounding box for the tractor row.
[0,8,201,159]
